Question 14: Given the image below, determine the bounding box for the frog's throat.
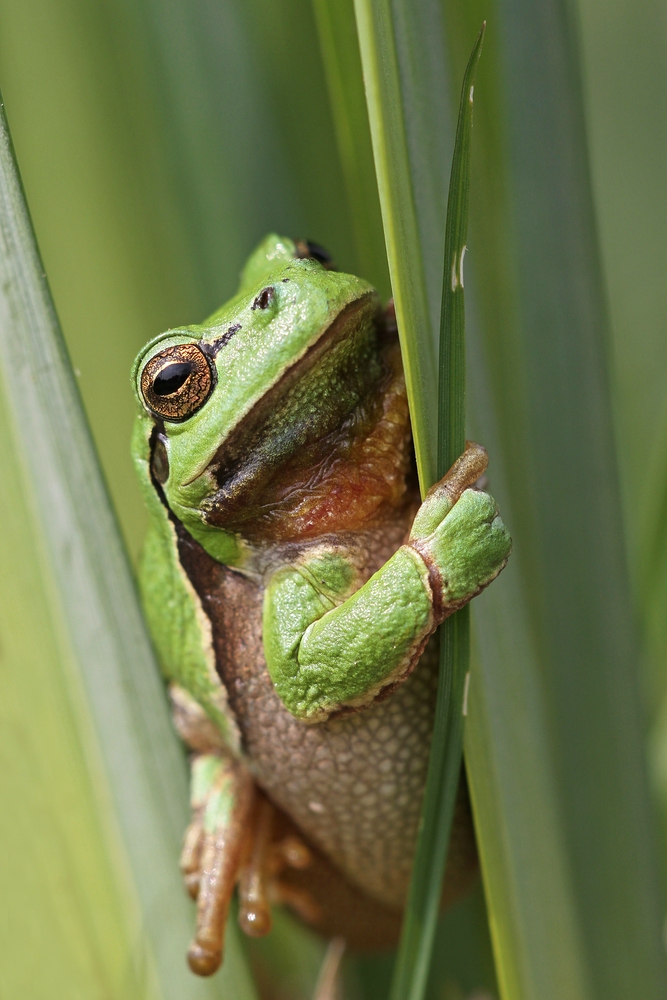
[198,336,413,543]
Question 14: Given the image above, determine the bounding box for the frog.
[131,234,511,977]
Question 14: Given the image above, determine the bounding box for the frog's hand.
[263,443,511,723]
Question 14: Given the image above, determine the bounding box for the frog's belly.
[203,559,436,910]
[242,635,438,909]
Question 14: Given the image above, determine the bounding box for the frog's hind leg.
[184,754,254,975]
[172,684,318,973]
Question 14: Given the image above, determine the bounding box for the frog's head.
[132,235,394,565]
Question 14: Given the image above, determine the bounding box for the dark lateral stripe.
[200,323,242,357]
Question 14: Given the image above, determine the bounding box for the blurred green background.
[1,0,667,997]
[0,0,378,561]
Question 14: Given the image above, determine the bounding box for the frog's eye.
[294,240,335,269]
[140,343,215,422]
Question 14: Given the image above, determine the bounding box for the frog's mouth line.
[199,293,392,534]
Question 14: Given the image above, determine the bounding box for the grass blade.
[0,95,256,999]
[312,0,389,297]
[575,0,667,713]
[576,0,667,867]
[439,25,483,471]
[442,4,667,996]
[314,9,497,996]
[352,0,437,491]
[388,29,484,1000]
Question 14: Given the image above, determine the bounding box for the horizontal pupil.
[154,361,194,396]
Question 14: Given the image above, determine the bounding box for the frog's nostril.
[252,287,275,310]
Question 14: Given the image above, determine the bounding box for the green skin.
[131,235,511,955]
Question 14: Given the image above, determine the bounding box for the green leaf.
[575,0,667,858]
[575,0,667,710]
[0,95,256,1000]
[352,0,438,492]
[386,28,484,1000]
[0,0,202,560]
[312,0,390,297]
[439,24,484,471]
[443,4,667,997]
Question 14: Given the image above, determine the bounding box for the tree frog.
[131,235,511,976]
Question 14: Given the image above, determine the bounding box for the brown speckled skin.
[174,515,478,948]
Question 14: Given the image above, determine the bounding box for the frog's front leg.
[263,442,511,723]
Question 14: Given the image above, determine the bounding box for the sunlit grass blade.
[387,29,484,1000]
[312,0,389,298]
[0,95,256,999]
[352,0,437,491]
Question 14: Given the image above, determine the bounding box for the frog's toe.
[187,941,223,977]
[237,792,274,937]
[272,881,323,926]
[237,795,318,936]
[421,488,511,608]
[180,812,205,899]
[185,759,254,976]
